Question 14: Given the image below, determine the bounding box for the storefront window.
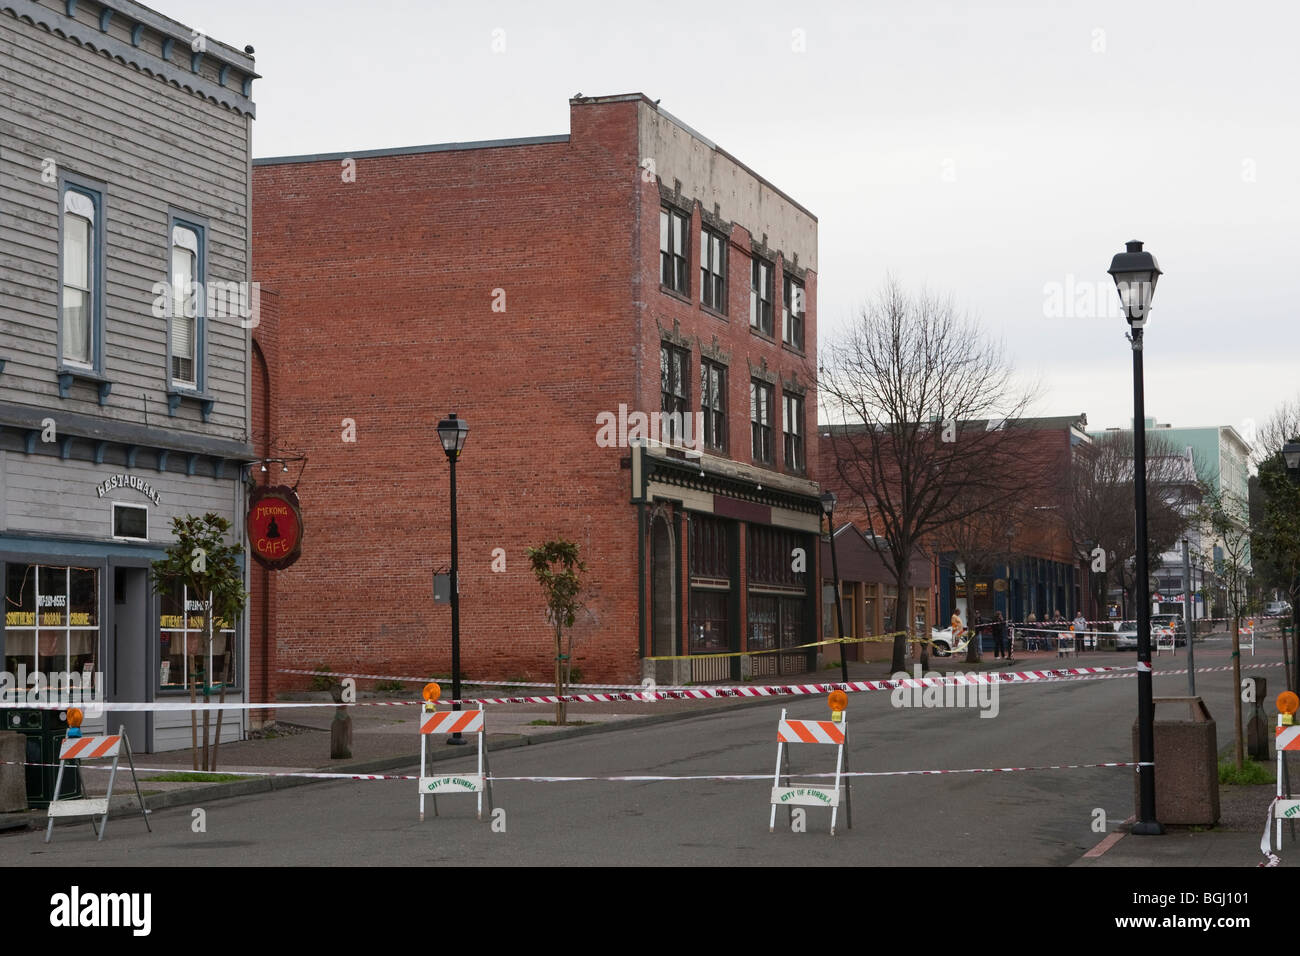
[689,589,729,653]
[748,594,779,650]
[862,583,876,636]
[3,564,99,687]
[883,585,899,635]
[159,586,235,691]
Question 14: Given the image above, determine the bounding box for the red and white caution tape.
[1,759,1137,784]
[1,659,1275,713]
[276,668,677,692]
[1261,797,1282,867]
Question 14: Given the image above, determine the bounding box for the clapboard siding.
[1,451,237,540]
[0,10,250,440]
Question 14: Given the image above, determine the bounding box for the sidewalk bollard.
[329,683,352,760]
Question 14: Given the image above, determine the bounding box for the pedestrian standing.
[993,611,1007,659]
[1073,611,1089,651]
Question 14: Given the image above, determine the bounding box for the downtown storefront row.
[0,408,251,753]
[635,442,826,685]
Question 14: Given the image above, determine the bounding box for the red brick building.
[251,94,823,689]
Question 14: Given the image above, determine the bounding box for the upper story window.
[751,379,773,464]
[661,343,690,443]
[169,221,204,389]
[60,185,102,370]
[783,392,805,471]
[750,257,773,336]
[700,227,726,312]
[660,206,689,295]
[701,358,727,453]
[783,274,805,351]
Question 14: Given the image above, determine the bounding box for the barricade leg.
[43,761,67,844]
[769,708,786,833]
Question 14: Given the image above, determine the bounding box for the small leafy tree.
[527,540,586,725]
[151,513,247,771]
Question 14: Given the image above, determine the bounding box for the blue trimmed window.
[59,183,104,373]
[168,217,205,392]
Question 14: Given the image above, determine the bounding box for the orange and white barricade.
[45,725,151,843]
[418,701,494,822]
[769,704,852,836]
[1154,627,1176,656]
[1268,698,1300,860]
[1242,621,1255,656]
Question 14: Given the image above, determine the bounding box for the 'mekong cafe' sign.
[247,486,304,570]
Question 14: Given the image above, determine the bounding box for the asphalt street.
[2,637,1278,866]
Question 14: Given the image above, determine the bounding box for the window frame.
[57,175,108,375]
[700,358,727,453]
[660,342,691,444]
[783,391,805,471]
[111,502,149,541]
[782,273,805,351]
[700,226,727,313]
[166,211,209,394]
[750,256,773,336]
[659,205,690,297]
[750,379,774,465]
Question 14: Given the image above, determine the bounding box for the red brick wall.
[253,101,645,687]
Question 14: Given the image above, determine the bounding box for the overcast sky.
[170,0,1300,443]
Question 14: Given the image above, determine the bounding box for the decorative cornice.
[656,317,691,349]
[3,0,257,117]
[747,356,776,385]
[699,334,730,366]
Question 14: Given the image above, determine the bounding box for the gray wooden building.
[0,0,258,751]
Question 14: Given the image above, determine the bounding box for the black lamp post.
[437,413,470,745]
[1109,239,1163,835]
[1284,440,1300,694]
[821,491,849,685]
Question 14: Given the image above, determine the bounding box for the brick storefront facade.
[252,94,822,688]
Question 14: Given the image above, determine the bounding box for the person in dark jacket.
[992,611,1008,659]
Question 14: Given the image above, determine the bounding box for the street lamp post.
[1284,441,1300,694]
[821,491,850,685]
[1109,239,1163,836]
[437,413,470,745]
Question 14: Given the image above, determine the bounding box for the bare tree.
[820,280,1042,672]
[1065,430,1197,618]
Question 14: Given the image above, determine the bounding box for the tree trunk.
[1232,617,1243,771]
[189,662,198,772]
[891,565,912,673]
[211,654,232,771]
[554,627,566,725]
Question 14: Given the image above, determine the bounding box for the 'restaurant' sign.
[247,485,304,570]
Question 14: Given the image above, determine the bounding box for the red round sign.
[247,485,304,570]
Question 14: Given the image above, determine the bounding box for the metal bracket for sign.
[45,726,151,843]
[418,704,494,822]
[768,708,852,836]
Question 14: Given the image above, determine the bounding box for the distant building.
[1091,417,1249,617]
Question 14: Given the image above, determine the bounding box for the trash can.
[3,709,83,809]
[1131,696,1219,825]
